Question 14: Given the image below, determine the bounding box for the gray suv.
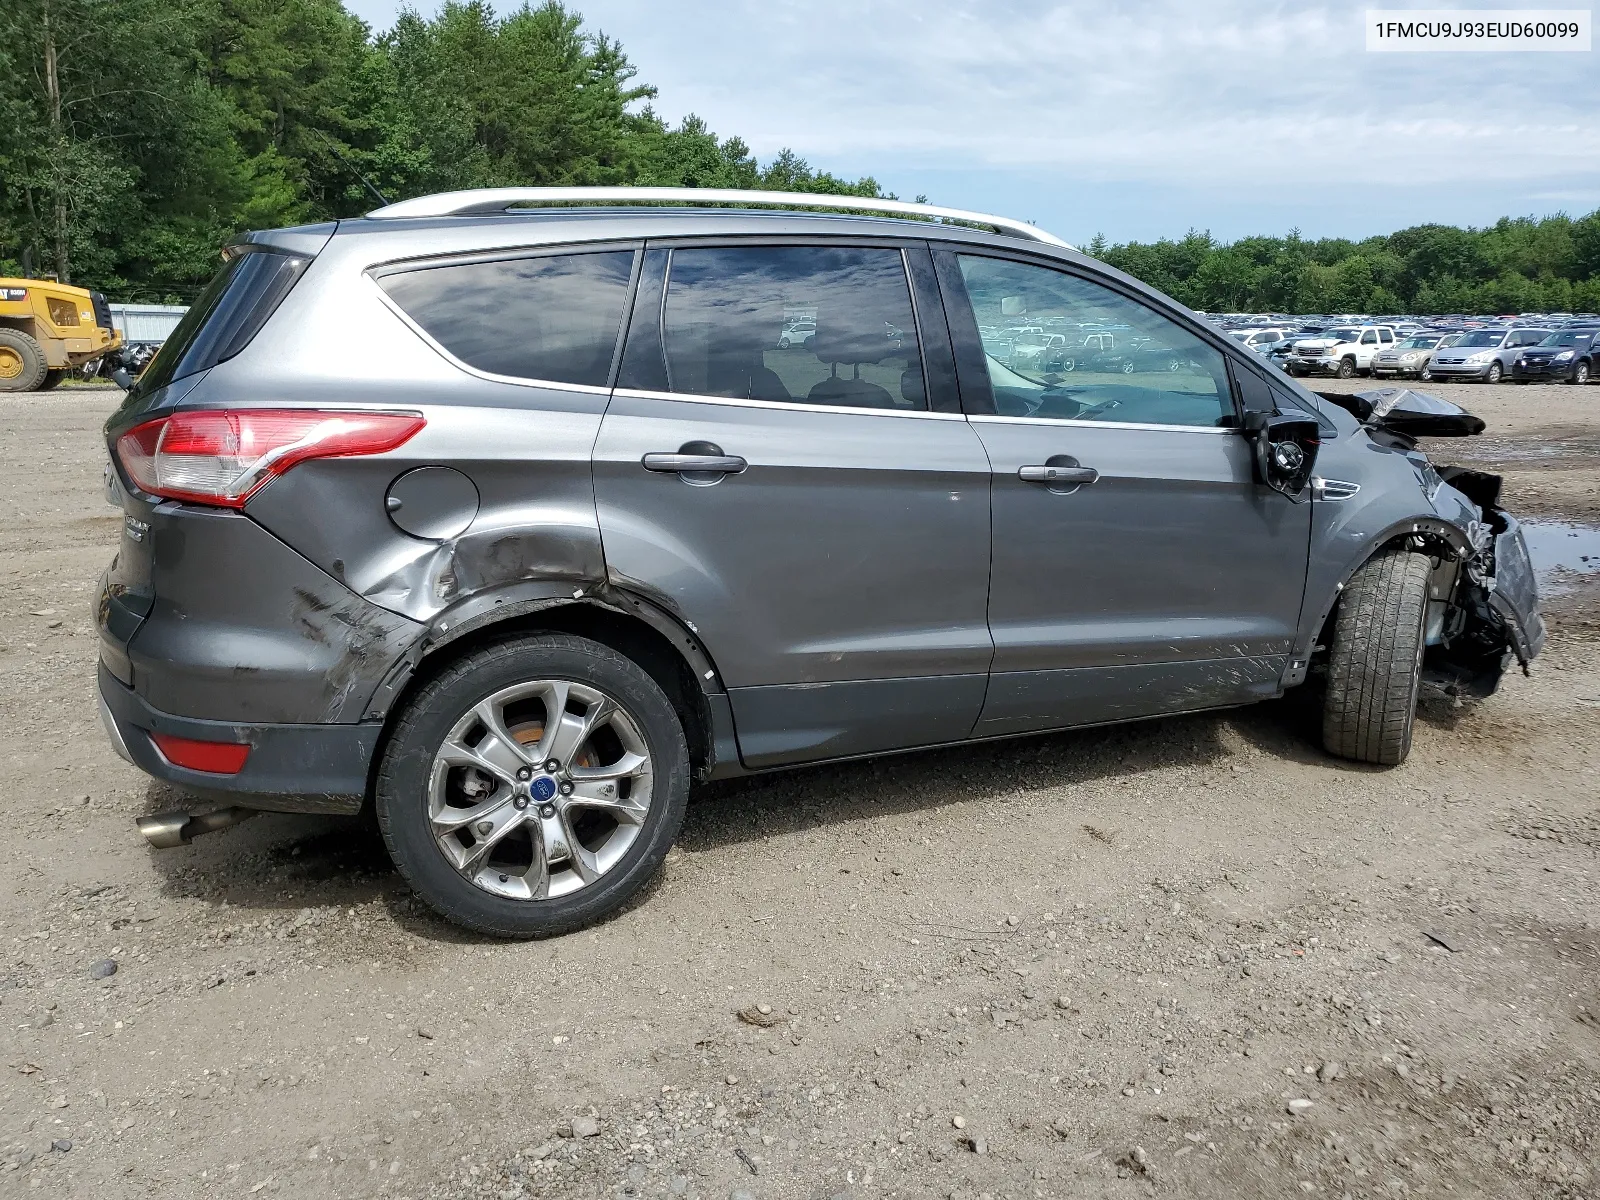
[97,189,1544,937]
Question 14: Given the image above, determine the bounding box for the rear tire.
[0,329,47,392]
[38,369,66,391]
[1321,550,1430,766]
[376,633,690,937]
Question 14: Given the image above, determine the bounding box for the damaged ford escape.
[96,189,1544,937]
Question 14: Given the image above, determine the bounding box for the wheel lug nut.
[513,796,529,810]
[559,781,574,796]
[543,758,560,773]
[538,804,556,819]
[516,766,532,781]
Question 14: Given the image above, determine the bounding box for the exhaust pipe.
[136,806,259,849]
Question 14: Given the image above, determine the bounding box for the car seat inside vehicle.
[806,322,898,408]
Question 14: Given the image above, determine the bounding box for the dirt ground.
[0,379,1596,1200]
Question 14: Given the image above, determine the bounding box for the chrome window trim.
[366,274,615,396]
[968,413,1238,435]
[611,386,967,421]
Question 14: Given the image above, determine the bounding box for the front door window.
[954,255,1233,427]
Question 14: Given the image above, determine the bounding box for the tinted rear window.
[660,246,924,411]
[137,249,309,395]
[380,251,635,387]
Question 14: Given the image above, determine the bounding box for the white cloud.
[343,0,1600,236]
[571,0,1597,185]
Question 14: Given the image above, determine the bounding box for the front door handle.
[1018,464,1098,486]
[643,453,748,474]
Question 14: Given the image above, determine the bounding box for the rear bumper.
[98,662,375,814]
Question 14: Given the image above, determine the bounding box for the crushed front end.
[1319,388,1546,699]
[1423,466,1545,697]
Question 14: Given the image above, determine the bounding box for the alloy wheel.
[428,679,654,901]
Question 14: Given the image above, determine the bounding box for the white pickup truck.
[1285,325,1396,378]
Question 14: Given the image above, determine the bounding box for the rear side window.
[661,246,925,410]
[136,248,309,394]
[380,251,634,387]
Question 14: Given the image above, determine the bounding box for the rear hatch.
[96,238,321,682]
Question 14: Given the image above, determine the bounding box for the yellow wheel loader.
[0,278,122,392]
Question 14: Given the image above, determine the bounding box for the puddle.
[1521,521,1600,593]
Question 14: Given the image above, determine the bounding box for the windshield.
[1455,330,1505,348]
[1396,335,1439,349]
[1539,330,1593,347]
[1315,328,1359,341]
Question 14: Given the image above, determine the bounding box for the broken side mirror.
[1244,409,1319,498]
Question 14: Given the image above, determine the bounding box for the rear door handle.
[642,453,747,474]
[1018,464,1098,485]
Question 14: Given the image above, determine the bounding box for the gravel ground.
[0,380,1595,1199]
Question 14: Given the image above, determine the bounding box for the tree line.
[3,0,1599,315]
[1087,214,1600,316]
[0,0,882,301]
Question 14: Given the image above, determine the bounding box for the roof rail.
[365,187,1072,248]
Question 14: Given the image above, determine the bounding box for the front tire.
[0,329,48,392]
[376,633,690,937]
[1485,361,1503,383]
[1574,361,1591,385]
[38,368,67,391]
[1336,356,1357,379]
[1321,550,1430,766]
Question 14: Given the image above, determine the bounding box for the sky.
[342,0,1600,246]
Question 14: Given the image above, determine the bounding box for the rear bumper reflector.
[150,732,251,775]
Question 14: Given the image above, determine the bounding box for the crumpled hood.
[1316,388,1487,438]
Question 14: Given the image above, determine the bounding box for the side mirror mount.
[1244,409,1319,497]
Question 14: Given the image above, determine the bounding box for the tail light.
[115,409,424,508]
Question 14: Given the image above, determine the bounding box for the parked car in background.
[1010,332,1070,374]
[1286,325,1395,378]
[1418,333,1465,381]
[1230,327,1291,350]
[1069,330,1128,372]
[1371,331,1458,381]
[1511,327,1599,384]
[1248,333,1299,360]
[1427,327,1550,383]
[777,320,815,348]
